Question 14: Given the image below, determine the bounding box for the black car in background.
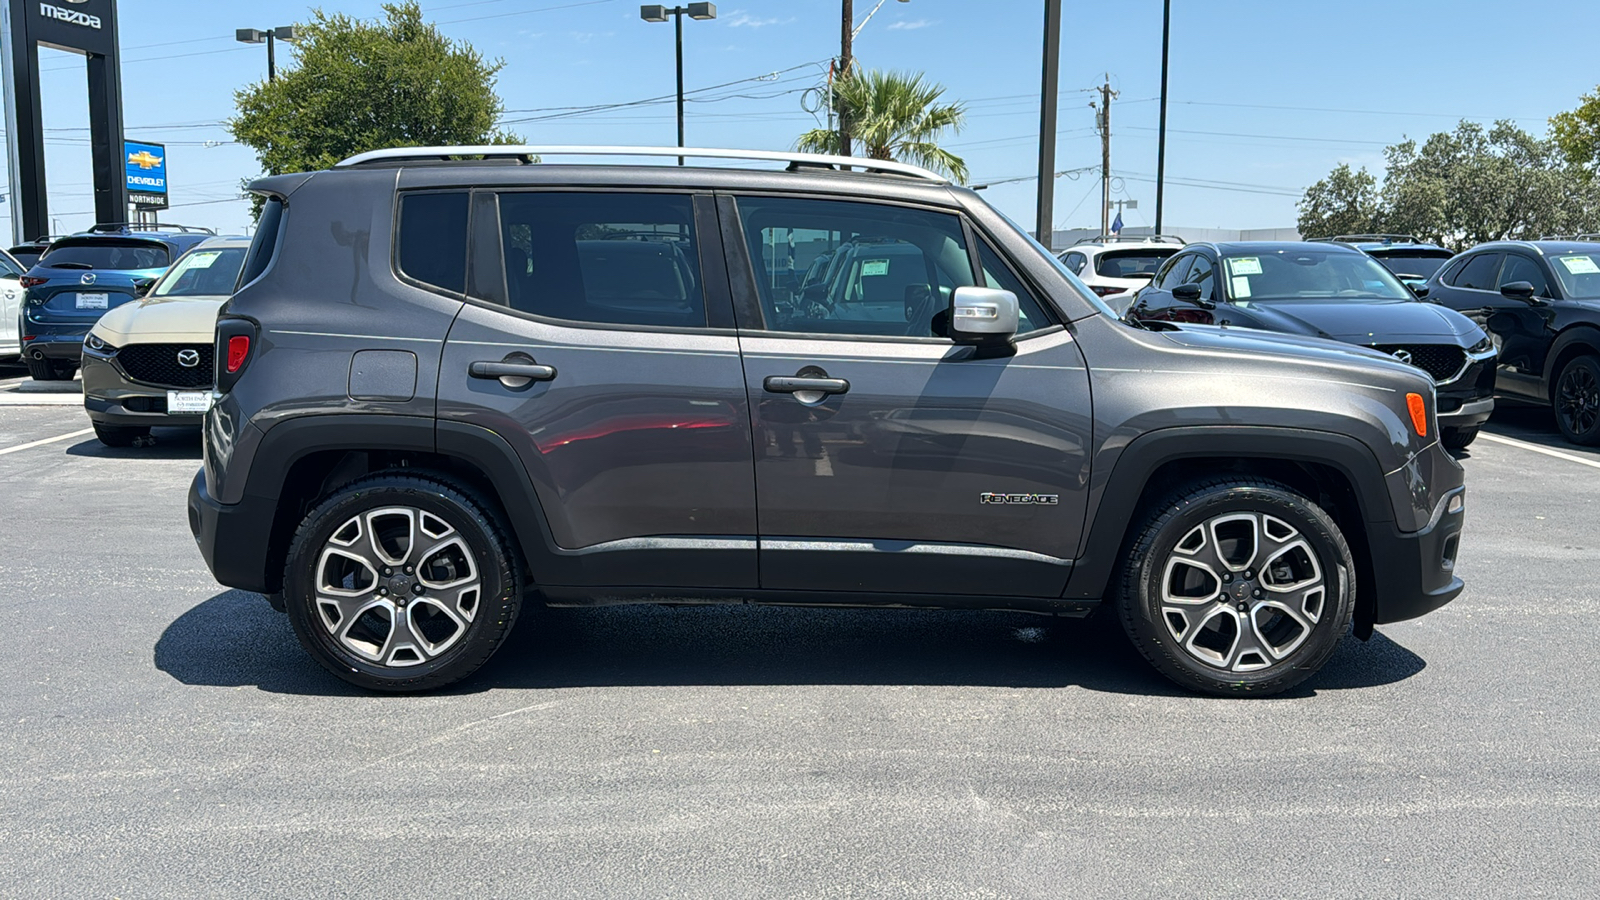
[1309,234,1455,290]
[7,235,66,269]
[1129,241,1496,448]
[1423,240,1600,445]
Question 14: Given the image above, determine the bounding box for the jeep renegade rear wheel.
[1118,478,1355,696]
[282,473,523,692]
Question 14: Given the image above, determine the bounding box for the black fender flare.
[1543,323,1600,393]
[1063,425,1394,602]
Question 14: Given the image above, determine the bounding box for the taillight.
[226,335,250,373]
[20,276,47,288]
[1090,284,1124,297]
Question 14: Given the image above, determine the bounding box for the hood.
[1158,323,1423,380]
[89,293,229,345]
[1231,298,1480,343]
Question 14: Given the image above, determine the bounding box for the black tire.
[25,357,74,381]
[1553,354,1600,446]
[1117,477,1356,697]
[282,472,524,692]
[1441,426,1479,450]
[93,423,150,447]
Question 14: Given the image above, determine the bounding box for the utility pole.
[1092,76,1117,235]
[1036,0,1062,247]
[1155,0,1171,233]
[839,0,853,158]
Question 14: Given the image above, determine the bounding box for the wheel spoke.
[364,507,419,568]
[415,534,478,591]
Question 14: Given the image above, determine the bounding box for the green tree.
[1551,87,1600,177]
[798,69,969,183]
[1296,163,1380,238]
[229,2,518,184]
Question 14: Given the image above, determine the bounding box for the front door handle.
[469,358,556,389]
[764,375,849,395]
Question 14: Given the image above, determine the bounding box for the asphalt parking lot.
[2,362,1598,898]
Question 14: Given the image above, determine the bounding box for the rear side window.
[40,239,169,270]
[494,192,705,328]
[397,191,469,294]
[1449,253,1502,290]
[238,196,285,288]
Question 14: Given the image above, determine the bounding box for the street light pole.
[1036,0,1061,247]
[235,26,300,82]
[641,4,718,165]
[1155,0,1171,233]
[839,0,853,158]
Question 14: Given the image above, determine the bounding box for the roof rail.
[1538,233,1600,241]
[86,222,217,235]
[332,145,948,183]
[1308,233,1419,244]
[1071,233,1186,246]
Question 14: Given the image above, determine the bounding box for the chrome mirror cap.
[950,286,1019,340]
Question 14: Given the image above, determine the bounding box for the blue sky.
[10,0,1600,238]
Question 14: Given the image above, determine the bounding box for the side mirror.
[134,277,155,297]
[1499,281,1538,303]
[950,286,1019,344]
[1172,282,1215,309]
[1408,282,1431,298]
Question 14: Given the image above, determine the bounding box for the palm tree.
[798,69,969,183]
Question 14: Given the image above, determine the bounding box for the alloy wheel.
[1158,512,1326,673]
[1556,361,1599,437]
[314,506,482,668]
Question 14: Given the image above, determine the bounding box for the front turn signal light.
[1406,392,1428,438]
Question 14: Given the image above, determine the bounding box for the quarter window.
[397,191,469,294]
[976,241,1050,334]
[1450,253,1503,291]
[492,192,705,328]
[1061,251,1087,274]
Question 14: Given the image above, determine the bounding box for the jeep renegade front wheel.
[1118,478,1355,696]
[282,474,523,692]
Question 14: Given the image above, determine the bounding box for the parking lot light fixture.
[639,4,718,164]
[236,25,301,82]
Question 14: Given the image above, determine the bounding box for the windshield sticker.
[185,252,220,269]
[1231,276,1252,298]
[860,259,889,277]
[1558,255,1600,275]
[1228,257,1262,276]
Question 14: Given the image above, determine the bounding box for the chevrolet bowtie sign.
[125,141,169,209]
[38,2,101,29]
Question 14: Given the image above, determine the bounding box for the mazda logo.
[80,273,96,285]
[177,349,201,368]
[1392,349,1413,366]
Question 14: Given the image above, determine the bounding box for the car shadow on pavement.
[64,427,202,461]
[156,591,1426,698]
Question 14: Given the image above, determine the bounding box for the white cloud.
[724,10,797,28]
[887,19,937,30]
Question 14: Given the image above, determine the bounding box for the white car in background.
[0,249,26,361]
[1057,234,1186,310]
[79,236,250,446]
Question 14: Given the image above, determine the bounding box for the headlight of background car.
[1469,334,1494,354]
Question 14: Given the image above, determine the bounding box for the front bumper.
[1368,484,1466,625]
[188,468,277,593]
[1436,347,1498,428]
[81,351,209,428]
[1438,396,1494,427]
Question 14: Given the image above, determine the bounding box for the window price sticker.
[860,259,889,277]
[1558,255,1600,274]
[1227,257,1262,276]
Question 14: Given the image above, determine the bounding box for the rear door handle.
[469,360,557,382]
[764,375,849,395]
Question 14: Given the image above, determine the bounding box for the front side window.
[495,192,704,328]
[736,196,976,338]
[976,242,1050,334]
[0,252,22,278]
[1219,249,1412,302]
[152,247,249,297]
[1184,256,1216,302]
[1450,253,1503,291]
[397,191,469,294]
[1497,255,1550,297]
[1152,254,1192,289]
[1061,251,1087,274]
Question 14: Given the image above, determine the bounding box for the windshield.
[1547,251,1600,299]
[1096,248,1178,279]
[1220,249,1413,302]
[151,247,248,297]
[39,239,170,271]
[1370,252,1450,280]
[993,207,1118,319]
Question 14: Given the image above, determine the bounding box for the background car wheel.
[1553,354,1600,445]
[1117,478,1355,697]
[24,357,73,381]
[1441,426,1479,450]
[283,473,524,692]
[92,423,150,447]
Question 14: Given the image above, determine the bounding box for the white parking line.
[1479,432,1600,471]
[0,428,92,456]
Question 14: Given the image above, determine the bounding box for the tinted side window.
[495,192,704,328]
[977,241,1050,335]
[1184,256,1215,302]
[1451,253,1502,290]
[1153,254,1191,289]
[238,196,285,288]
[397,191,469,294]
[736,196,975,338]
[1497,255,1549,296]
[1062,251,1087,274]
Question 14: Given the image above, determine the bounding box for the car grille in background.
[1371,344,1465,383]
[116,344,214,388]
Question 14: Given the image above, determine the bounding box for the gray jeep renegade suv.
[187,146,1466,696]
